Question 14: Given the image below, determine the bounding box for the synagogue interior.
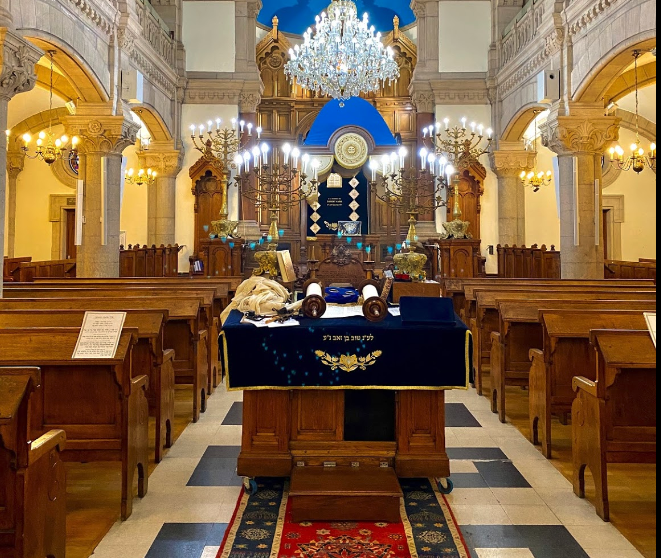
[0,0,657,556]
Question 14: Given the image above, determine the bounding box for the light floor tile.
[475,549,535,558]
[585,550,645,558]
[490,488,546,506]
[451,504,512,525]
[567,525,640,552]
[446,488,501,506]
[502,504,561,525]
[450,460,480,474]
[202,546,222,558]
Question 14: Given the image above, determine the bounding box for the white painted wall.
[183,1,236,73]
[7,86,67,130]
[439,1,491,73]
[176,104,240,268]
[525,138,561,249]
[120,143,149,247]
[435,104,498,273]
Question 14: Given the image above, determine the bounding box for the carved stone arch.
[572,34,656,104]
[34,63,78,101]
[131,103,174,142]
[604,62,656,105]
[21,33,109,103]
[295,110,321,141]
[500,103,550,143]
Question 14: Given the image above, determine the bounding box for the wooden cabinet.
[439,239,486,278]
[196,240,243,278]
[238,389,449,479]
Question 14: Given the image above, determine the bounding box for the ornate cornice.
[489,149,536,177]
[541,115,620,155]
[63,115,140,155]
[430,76,489,105]
[67,0,116,36]
[411,90,435,113]
[185,78,262,105]
[0,30,42,101]
[568,0,620,36]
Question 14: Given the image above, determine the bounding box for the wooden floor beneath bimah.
[66,384,655,558]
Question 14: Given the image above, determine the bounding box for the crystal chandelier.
[521,112,552,192]
[608,50,656,173]
[124,167,157,186]
[422,118,493,170]
[21,51,79,165]
[284,0,400,104]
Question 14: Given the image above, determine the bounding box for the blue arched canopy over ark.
[258,0,415,36]
[304,97,398,147]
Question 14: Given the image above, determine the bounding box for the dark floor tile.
[202,446,241,459]
[446,403,482,428]
[448,473,489,489]
[475,460,531,488]
[145,523,228,558]
[460,525,589,558]
[188,458,243,487]
[222,402,243,425]
[447,447,508,461]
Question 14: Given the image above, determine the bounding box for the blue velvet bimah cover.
[221,310,472,391]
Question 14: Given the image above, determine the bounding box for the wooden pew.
[526,310,649,458]
[0,297,208,423]
[0,330,148,520]
[573,329,656,521]
[2,257,31,282]
[4,285,220,396]
[22,279,232,389]
[470,288,656,395]
[0,367,66,558]
[439,278,654,318]
[12,259,76,282]
[604,259,656,282]
[0,309,174,463]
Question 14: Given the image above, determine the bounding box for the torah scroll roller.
[359,279,388,322]
[301,279,327,318]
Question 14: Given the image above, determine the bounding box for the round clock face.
[334,133,369,170]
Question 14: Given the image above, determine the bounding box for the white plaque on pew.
[644,312,656,348]
[72,312,127,359]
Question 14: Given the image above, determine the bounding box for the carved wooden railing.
[604,260,656,283]
[136,0,176,67]
[120,244,182,278]
[3,257,32,282]
[497,244,561,278]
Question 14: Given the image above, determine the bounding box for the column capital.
[542,109,620,156]
[409,81,435,113]
[63,112,140,155]
[489,149,536,178]
[0,29,42,101]
[138,145,184,178]
[6,149,25,178]
[239,88,262,114]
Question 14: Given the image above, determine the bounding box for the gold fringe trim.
[400,495,419,558]
[431,479,471,558]
[270,480,290,558]
[219,486,250,558]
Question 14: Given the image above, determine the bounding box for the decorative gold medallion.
[334,133,369,169]
[315,350,383,372]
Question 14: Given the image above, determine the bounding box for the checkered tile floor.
[91,386,644,558]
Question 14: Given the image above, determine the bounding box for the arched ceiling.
[258,0,415,35]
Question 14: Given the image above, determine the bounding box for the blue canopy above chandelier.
[259,0,415,36]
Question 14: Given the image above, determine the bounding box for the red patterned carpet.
[217,478,471,558]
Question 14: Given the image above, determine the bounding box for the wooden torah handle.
[302,279,327,319]
[359,279,388,323]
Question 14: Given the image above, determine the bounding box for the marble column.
[410,0,440,80]
[542,107,620,279]
[235,0,262,80]
[5,151,25,258]
[490,148,536,246]
[140,145,183,246]
[0,31,42,297]
[64,108,139,277]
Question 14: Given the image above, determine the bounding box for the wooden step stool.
[289,467,403,523]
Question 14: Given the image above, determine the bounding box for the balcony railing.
[500,0,546,68]
[136,0,176,67]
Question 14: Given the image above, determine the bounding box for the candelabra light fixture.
[234,143,321,277]
[521,111,552,192]
[124,167,157,186]
[422,118,493,170]
[368,147,452,280]
[608,51,656,173]
[21,51,79,166]
[284,0,399,104]
[189,118,260,237]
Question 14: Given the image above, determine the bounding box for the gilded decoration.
[253,250,279,278]
[334,133,369,170]
[440,219,472,240]
[394,251,428,280]
[314,350,383,373]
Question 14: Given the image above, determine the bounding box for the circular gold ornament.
[334,133,369,170]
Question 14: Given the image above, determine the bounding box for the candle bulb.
[419,148,428,171]
[282,143,291,164]
[240,120,245,133]
[461,117,467,130]
[216,118,221,130]
[247,123,253,136]
[471,122,476,133]
[189,124,196,136]
[370,160,378,181]
[252,146,261,167]
[487,128,493,139]
[231,118,237,130]
[256,127,262,140]
[207,120,213,133]
[444,118,450,130]
[198,124,204,136]
[399,146,407,169]
[446,164,455,185]
[244,151,251,172]
[292,147,300,167]
[302,153,310,174]
[261,143,269,165]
